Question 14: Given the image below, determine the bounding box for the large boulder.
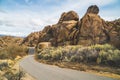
[86,5,99,14]
[37,11,79,46]
[37,42,51,49]
[54,21,78,42]
[78,5,109,45]
[58,11,79,23]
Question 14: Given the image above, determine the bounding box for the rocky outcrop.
[22,32,40,46]
[22,5,120,48]
[58,11,79,23]
[78,5,110,45]
[86,5,99,14]
[37,11,79,46]
[0,36,23,48]
[106,19,120,48]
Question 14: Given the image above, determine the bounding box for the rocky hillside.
[106,19,120,48]
[21,31,40,46]
[22,5,120,48]
[0,36,23,48]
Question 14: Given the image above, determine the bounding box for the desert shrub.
[37,47,64,61]
[0,62,9,70]
[89,44,120,66]
[0,44,27,59]
[42,54,51,60]
[0,50,9,59]
[90,44,115,51]
[70,55,82,62]
[0,77,4,80]
[4,70,24,80]
[69,48,98,63]
[51,50,62,61]
[97,49,120,67]
[6,44,27,58]
[36,44,120,67]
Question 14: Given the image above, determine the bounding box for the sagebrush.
[36,44,120,67]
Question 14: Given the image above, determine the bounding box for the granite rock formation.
[22,5,120,48]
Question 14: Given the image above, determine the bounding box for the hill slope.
[0,36,23,48]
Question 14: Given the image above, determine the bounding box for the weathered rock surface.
[86,5,99,14]
[22,5,120,48]
[22,32,40,46]
[58,11,79,23]
[78,5,110,45]
[106,19,120,48]
[22,11,79,46]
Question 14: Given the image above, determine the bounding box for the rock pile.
[22,5,120,48]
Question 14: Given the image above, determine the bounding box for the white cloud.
[0,31,26,37]
[0,0,119,36]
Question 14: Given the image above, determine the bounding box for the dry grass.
[0,43,27,60]
[0,56,24,80]
[0,36,28,79]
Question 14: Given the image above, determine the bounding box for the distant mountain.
[0,34,25,38]
[22,5,120,48]
[0,34,7,37]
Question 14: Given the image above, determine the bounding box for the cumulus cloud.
[0,0,119,36]
[0,30,26,37]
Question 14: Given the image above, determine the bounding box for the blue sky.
[0,0,120,37]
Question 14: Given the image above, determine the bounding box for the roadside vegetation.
[36,44,120,79]
[0,44,27,60]
[0,39,27,80]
